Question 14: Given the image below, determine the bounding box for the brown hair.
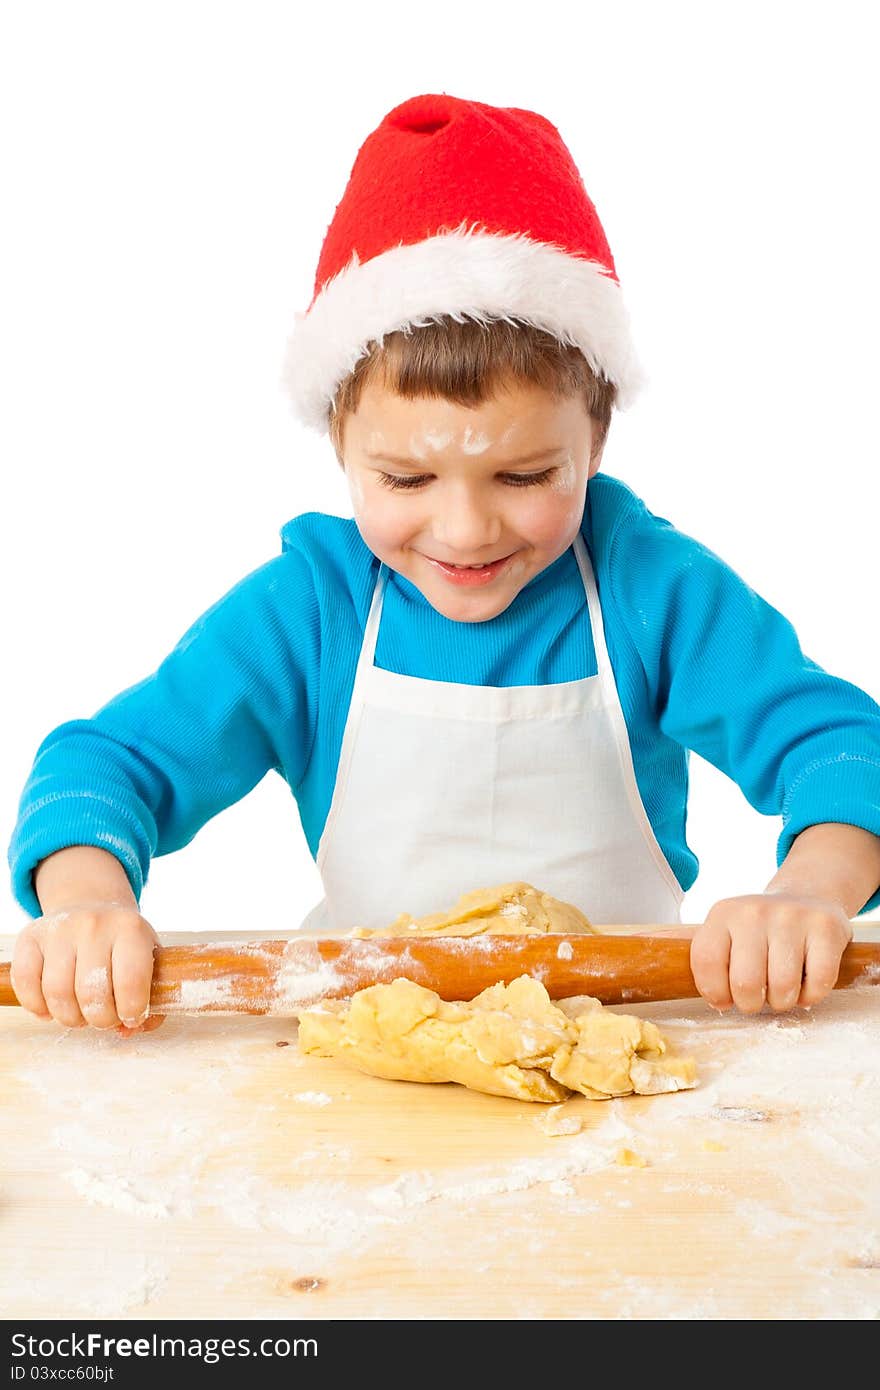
[327,317,617,464]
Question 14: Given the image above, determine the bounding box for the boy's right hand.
[11,903,164,1034]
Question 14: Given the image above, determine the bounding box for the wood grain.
[2,926,879,1320]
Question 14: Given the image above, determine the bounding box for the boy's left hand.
[689,893,853,1014]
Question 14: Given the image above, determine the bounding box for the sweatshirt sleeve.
[608,501,880,915]
[7,550,320,919]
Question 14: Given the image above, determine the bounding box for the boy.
[9,92,880,1034]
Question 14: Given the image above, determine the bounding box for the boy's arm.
[606,502,880,1010]
[34,844,138,912]
[9,551,320,919]
[609,503,880,916]
[764,821,880,917]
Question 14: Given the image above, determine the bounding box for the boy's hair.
[327,317,617,464]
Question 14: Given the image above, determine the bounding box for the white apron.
[301,533,683,933]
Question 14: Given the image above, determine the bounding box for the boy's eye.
[501,468,557,488]
[376,468,558,491]
[377,472,432,490]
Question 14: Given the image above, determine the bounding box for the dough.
[351,880,595,938]
[298,975,697,1103]
[298,881,695,1103]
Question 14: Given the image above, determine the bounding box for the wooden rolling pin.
[1,934,879,1015]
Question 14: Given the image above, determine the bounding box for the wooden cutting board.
[2,927,879,1320]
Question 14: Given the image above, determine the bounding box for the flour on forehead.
[408,428,527,458]
[414,430,455,456]
[460,428,492,454]
[366,422,534,462]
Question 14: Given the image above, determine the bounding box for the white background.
[2,0,878,936]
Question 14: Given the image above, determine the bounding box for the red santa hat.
[282,92,644,433]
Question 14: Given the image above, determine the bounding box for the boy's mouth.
[422,553,517,587]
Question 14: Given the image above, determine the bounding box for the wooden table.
[2,929,879,1320]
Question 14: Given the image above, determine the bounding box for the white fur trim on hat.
[281,223,646,432]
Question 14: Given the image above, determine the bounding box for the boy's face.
[340,378,603,623]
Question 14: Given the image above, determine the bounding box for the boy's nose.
[431,494,502,552]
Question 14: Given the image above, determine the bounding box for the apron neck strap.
[572,531,614,686]
[360,537,610,680]
[358,561,389,674]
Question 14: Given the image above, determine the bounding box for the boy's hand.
[690,893,853,1014]
[11,903,165,1034]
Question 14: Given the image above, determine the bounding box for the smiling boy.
[8,92,880,1033]
[342,380,595,623]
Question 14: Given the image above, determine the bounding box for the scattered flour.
[273,941,343,1013]
[0,1258,168,1318]
[608,1276,725,1321]
[65,1168,179,1220]
[367,1115,638,1211]
[52,1122,120,1159]
[81,966,109,993]
[6,964,880,1319]
[176,976,240,1012]
[706,1106,770,1123]
[535,1104,584,1137]
[735,1200,807,1238]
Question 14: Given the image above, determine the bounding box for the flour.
[459,427,492,455]
[7,963,880,1320]
[52,1102,639,1258]
[273,940,343,1013]
[52,1122,120,1158]
[154,941,269,1015]
[735,1199,806,1238]
[65,1168,181,1220]
[176,976,240,1012]
[156,939,347,1016]
[608,1277,726,1321]
[344,937,418,979]
[292,1090,334,1106]
[367,1113,637,1210]
[81,966,109,994]
[706,1105,770,1123]
[0,1258,168,1318]
[205,1174,389,1258]
[547,456,576,493]
[291,1144,353,1166]
[535,1104,584,1137]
